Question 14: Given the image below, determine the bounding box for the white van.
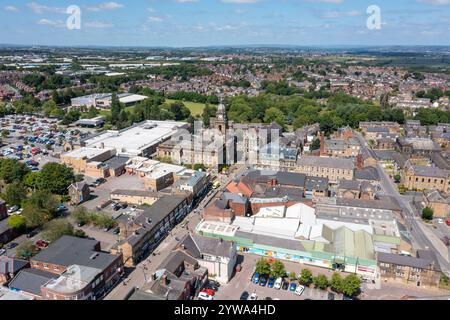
[274,278,283,290]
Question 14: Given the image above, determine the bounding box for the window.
[43,264,49,269]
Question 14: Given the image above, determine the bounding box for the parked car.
[26,230,38,238]
[7,206,19,214]
[327,292,335,300]
[437,219,444,224]
[240,291,249,300]
[205,280,220,291]
[282,281,289,291]
[446,220,450,227]
[201,288,215,297]
[35,240,49,249]
[274,278,283,290]
[6,243,18,250]
[289,282,298,292]
[198,292,214,301]
[295,285,305,296]
[267,277,275,288]
[249,293,258,301]
[252,272,260,284]
[259,275,268,287]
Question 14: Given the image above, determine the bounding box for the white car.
[198,292,214,301]
[249,293,258,301]
[274,278,283,290]
[437,219,444,224]
[295,285,305,296]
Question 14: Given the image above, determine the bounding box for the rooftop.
[297,156,355,170]
[82,120,189,157]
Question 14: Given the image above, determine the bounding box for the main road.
[355,132,450,276]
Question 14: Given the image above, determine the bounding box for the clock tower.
[214,103,227,135]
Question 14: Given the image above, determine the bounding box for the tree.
[298,269,313,286]
[394,174,401,184]
[264,107,285,127]
[72,206,91,225]
[110,93,122,125]
[313,274,329,290]
[22,190,59,228]
[255,258,271,275]
[42,219,75,243]
[422,207,434,221]
[23,172,40,189]
[7,215,27,233]
[288,272,297,280]
[15,240,39,260]
[0,158,30,184]
[36,162,75,195]
[310,138,321,151]
[1,129,9,139]
[342,274,361,297]
[270,261,286,279]
[3,182,27,206]
[331,273,344,293]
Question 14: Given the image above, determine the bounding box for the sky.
[0,0,449,47]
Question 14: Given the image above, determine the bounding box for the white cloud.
[85,2,124,12]
[320,10,362,18]
[27,2,66,14]
[84,21,114,28]
[222,0,260,3]
[417,0,450,5]
[305,0,344,3]
[148,16,163,22]
[36,18,65,27]
[4,5,20,12]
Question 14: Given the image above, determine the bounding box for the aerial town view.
[0,0,449,310]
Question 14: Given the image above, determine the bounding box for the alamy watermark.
[367,5,382,30]
[66,5,81,30]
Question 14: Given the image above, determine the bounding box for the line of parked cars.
[250,272,306,298]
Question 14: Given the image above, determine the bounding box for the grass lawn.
[94,100,211,118]
[165,99,209,117]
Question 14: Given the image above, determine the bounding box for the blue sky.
[0,0,449,47]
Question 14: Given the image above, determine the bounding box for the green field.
[95,99,210,118]
[165,99,208,117]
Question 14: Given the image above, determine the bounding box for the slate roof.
[192,234,235,258]
[31,236,117,270]
[8,268,58,296]
[297,156,355,170]
[377,252,439,270]
[0,257,29,275]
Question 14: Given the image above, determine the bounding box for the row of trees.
[255,258,362,297]
[72,207,117,230]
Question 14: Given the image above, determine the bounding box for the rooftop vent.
[90,253,99,260]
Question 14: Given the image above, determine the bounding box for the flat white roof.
[63,147,115,160]
[119,94,147,104]
[83,121,188,156]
